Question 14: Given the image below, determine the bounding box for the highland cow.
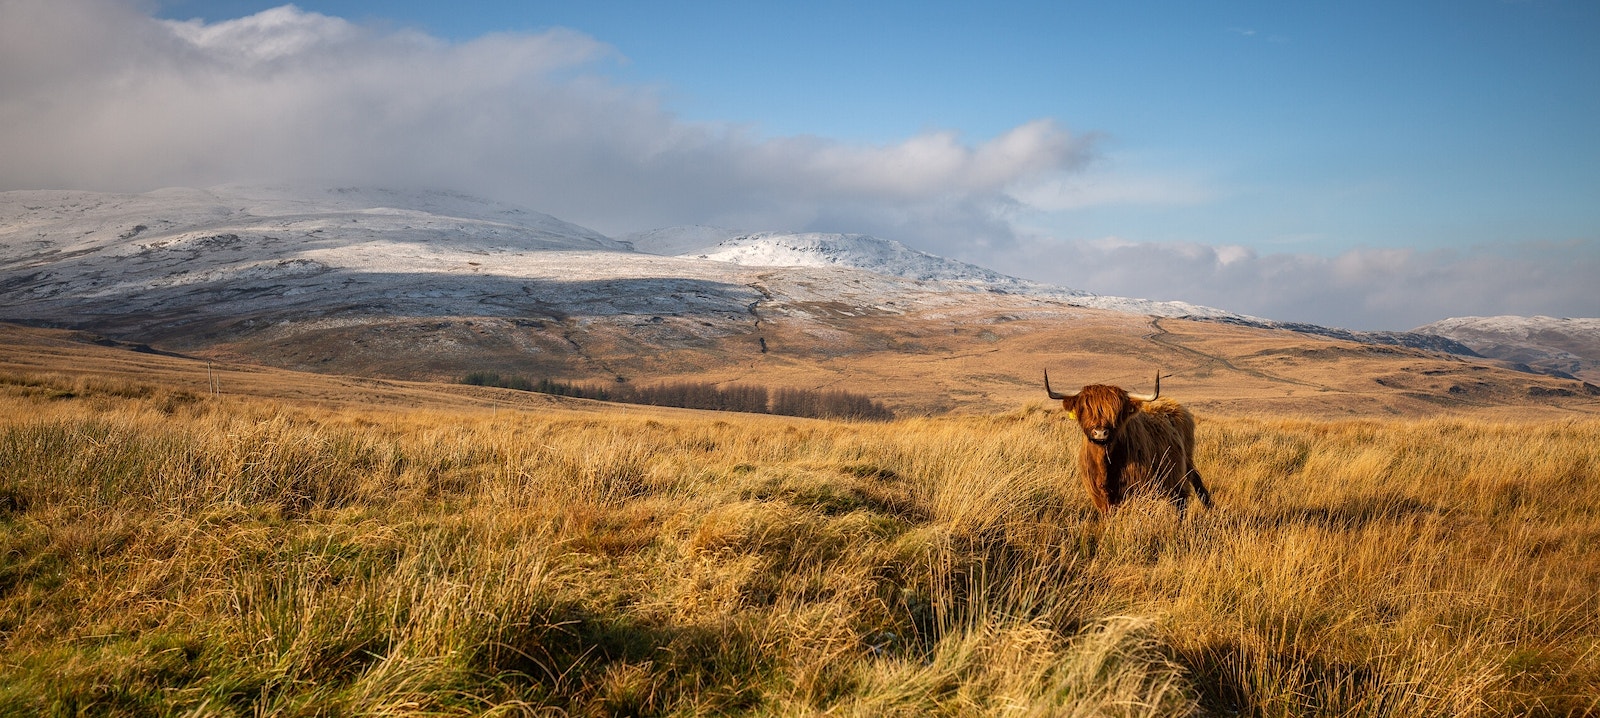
[1045,370,1212,514]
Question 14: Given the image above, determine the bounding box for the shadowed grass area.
[1,372,1597,716]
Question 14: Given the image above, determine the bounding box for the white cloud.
[1213,244,1252,266]
[0,0,1091,244]
[988,236,1600,330]
[164,5,368,64]
[1009,169,1217,212]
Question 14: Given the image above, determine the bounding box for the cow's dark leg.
[1188,469,1213,509]
[1104,472,1123,509]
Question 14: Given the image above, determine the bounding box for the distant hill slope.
[1414,316,1600,383]
[1200,317,1481,358]
[4,186,1597,417]
[629,228,1059,288]
[0,186,1240,382]
[1,184,624,252]
[624,226,1247,320]
[0,186,1252,345]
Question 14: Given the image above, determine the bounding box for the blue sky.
[3,1,1596,328]
[151,1,1599,254]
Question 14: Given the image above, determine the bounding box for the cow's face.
[1064,385,1139,445]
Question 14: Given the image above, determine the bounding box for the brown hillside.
[7,306,1597,420]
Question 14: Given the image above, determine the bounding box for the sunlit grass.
[1,372,1596,715]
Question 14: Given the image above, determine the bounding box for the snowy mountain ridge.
[1414,315,1600,382]
[2,185,1595,384]
[623,225,1249,320]
[1416,315,1600,339]
[629,228,1062,289]
[0,185,1251,327]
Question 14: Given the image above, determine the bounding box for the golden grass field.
[2,324,1598,716]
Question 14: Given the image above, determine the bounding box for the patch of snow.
[1414,315,1600,340]
[1,186,1258,340]
[662,231,1037,285]
[1414,315,1600,381]
[656,230,1251,320]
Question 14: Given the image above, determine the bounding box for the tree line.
[462,372,893,421]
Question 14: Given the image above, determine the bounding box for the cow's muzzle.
[1088,428,1112,444]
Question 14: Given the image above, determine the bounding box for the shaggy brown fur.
[1056,383,1212,514]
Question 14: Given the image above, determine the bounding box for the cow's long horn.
[1044,369,1076,400]
[1128,372,1166,402]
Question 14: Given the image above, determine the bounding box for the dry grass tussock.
[1,370,1597,716]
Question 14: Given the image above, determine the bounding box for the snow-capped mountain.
[0,186,1251,342]
[623,226,1247,320]
[3,185,1596,412]
[1,184,624,255]
[1415,316,1600,382]
[24,184,1594,381]
[0,186,747,334]
[630,228,1056,288]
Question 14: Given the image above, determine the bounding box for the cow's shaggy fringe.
[1,373,1598,715]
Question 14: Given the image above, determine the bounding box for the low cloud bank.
[0,0,1086,248]
[988,237,1599,331]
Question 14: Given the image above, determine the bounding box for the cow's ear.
[1061,394,1078,417]
[1123,397,1144,416]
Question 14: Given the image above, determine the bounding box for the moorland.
[1,324,1596,716]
